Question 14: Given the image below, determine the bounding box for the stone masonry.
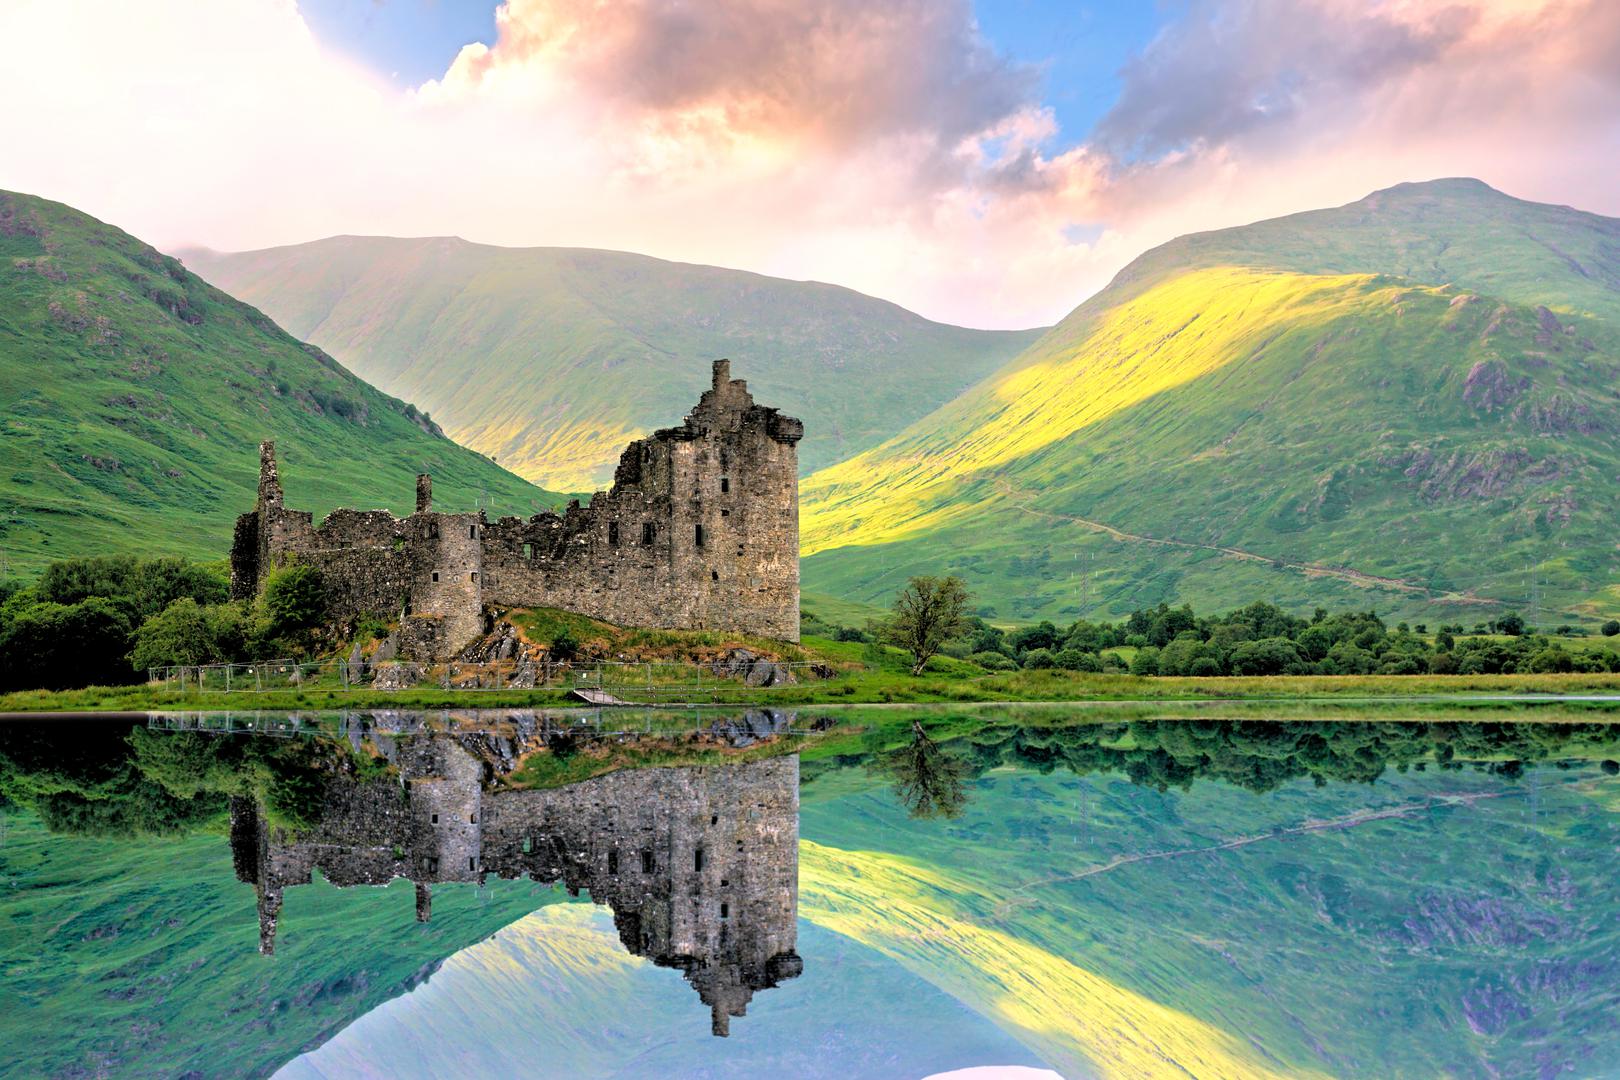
[229,736,802,1036]
[230,361,803,658]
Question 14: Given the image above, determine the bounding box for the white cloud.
[0,0,1615,329]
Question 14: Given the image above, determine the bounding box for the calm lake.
[3,706,1619,1078]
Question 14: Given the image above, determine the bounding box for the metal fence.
[146,657,828,702]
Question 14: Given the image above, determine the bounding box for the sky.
[2,0,1618,329]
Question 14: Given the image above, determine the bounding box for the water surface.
[3,707,1618,1078]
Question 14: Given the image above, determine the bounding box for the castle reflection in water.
[220,711,803,1036]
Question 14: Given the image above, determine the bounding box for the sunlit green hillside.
[182,237,1043,490]
[802,180,1620,624]
[0,192,562,578]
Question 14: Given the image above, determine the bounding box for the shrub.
[261,564,327,642]
[833,625,869,643]
[1604,620,1620,638]
[969,650,1018,671]
[549,629,579,662]
[1187,656,1222,677]
[1129,646,1160,676]
[0,598,135,690]
[1021,648,1055,670]
[131,599,247,671]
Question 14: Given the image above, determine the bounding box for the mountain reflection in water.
[4,707,1620,1078]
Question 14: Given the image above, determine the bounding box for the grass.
[182,236,1043,490]
[799,179,1620,627]
[0,191,565,579]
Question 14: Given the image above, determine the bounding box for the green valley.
[181,237,1043,490]
[801,180,1620,625]
[0,192,563,579]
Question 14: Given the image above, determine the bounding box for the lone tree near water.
[883,575,971,675]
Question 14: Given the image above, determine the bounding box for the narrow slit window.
[608,521,619,546]
[720,477,730,493]
[641,850,654,874]
[431,814,438,824]
[711,570,719,581]
[431,571,439,583]
[428,522,439,539]
[468,856,475,871]
[720,902,729,919]
[470,571,478,582]
[694,847,705,872]
[642,522,655,545]
[608,850,618,875]
[522,542,533,560]
[695,523,705,548]
[469,524,477,539]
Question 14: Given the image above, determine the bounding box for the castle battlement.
[230,360,801,659]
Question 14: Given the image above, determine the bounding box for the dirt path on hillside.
[992,478,1497,607]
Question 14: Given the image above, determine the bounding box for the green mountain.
[801,179,1620,624]
[181,237,1043,490]
[0,192,561,578]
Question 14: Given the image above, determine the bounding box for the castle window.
[642,522,655,545]
[608,521,619,546]
[392,538,405,554]
[522,836,533,853]
[694,847,705,872]
[431,571,440,583]
[711,570,719,581]
[608,850,618,875]
[720,903,729,919]
[695,523,705,548]
[721,509,729,518]
[427,522,439,539]
[468,856,475,871]
[522,542,533,560]
[470,572,478,583]
[469,524,477,539]
[431,814,438,824]
[641,849,654,874]
[720,477,730,493]
[711,815,718,826]
[469,813,477,824]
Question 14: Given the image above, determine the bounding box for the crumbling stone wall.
[232,735,801,1035]
[230,361,800,659]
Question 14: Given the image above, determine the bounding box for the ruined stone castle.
[229,723,802,1036]
[230,361,802,658]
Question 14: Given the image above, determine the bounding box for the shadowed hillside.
[0,192,563,577]
[181,237,1043,489]
[801,180,1620,624]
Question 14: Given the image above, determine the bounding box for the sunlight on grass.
[799,840,1326,1080]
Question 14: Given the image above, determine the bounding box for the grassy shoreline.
[9,668,1620,716]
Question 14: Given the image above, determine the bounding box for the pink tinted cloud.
[0,0,1614,328]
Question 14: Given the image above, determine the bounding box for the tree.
[130,599,246,672]
[883,576,971,676]
[1603,620,1620,638]
[261,564,327,644]
[1494,612,1526,636]
[877,721,969,819]
[0,598,134,690]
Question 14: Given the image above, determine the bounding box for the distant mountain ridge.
[800,179,1620,623]
[0,191,561,577]
[181,237,1045,490]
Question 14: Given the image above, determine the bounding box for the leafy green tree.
[130,599,247,671]
[261,564,327,645]
[1228,637,1307,676]
[0,598,134,690]
[1603,620,1620,637]
[1129,646,1160,676]
[1021,647,1056,669]
[1494,612,1526,636]
[883,575,971,676]
[970,650,1018,671]
[876,720,969,819]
